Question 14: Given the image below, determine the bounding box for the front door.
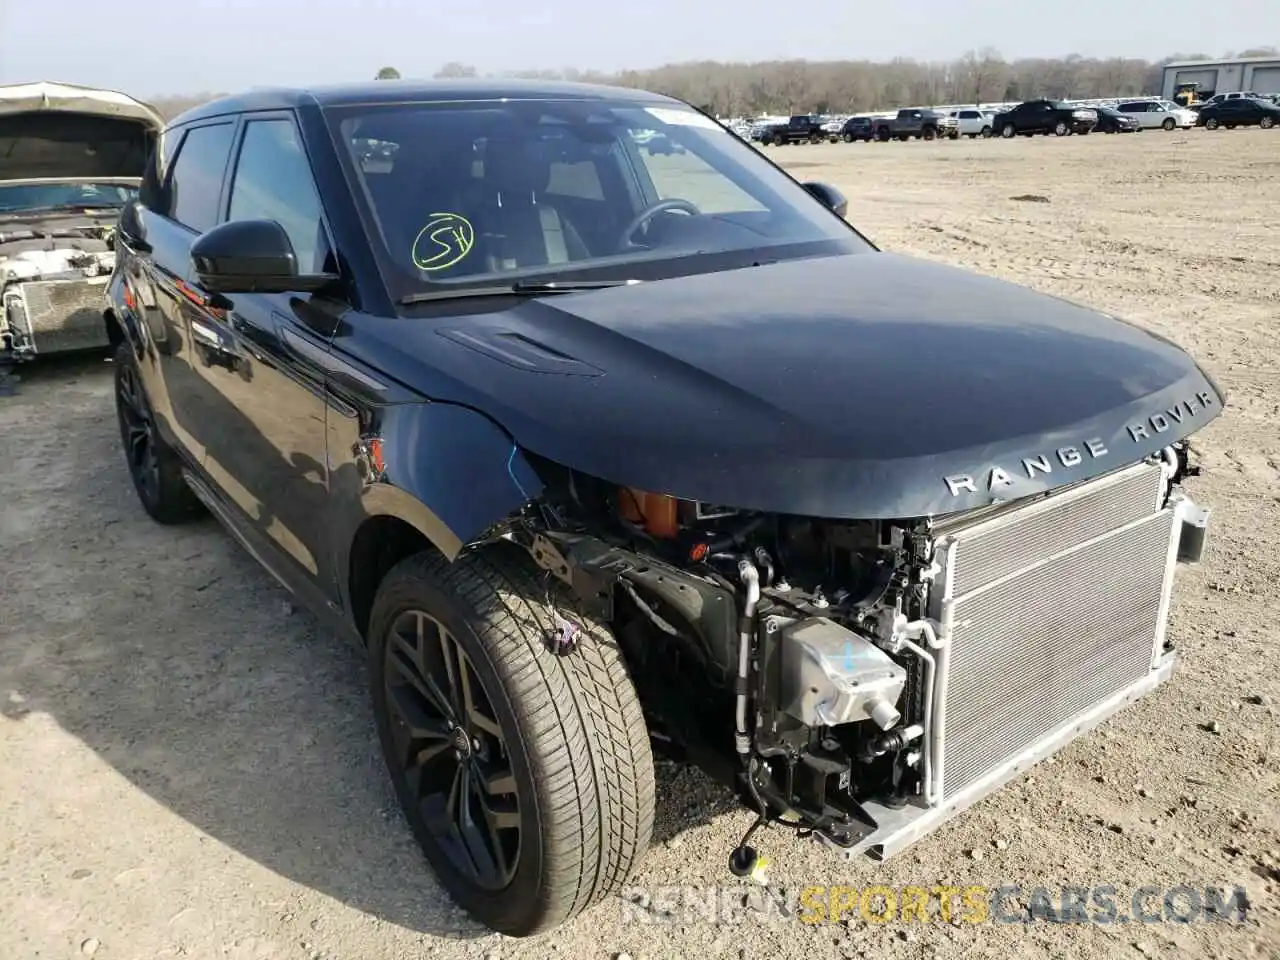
[184,113,343,609]
[140,119,239,463]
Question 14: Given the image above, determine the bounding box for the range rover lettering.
[104,80,1221,937]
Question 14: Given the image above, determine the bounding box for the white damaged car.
[0,81,162,365]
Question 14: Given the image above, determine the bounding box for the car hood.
[0,81,162,181]
[370,251,1224,519]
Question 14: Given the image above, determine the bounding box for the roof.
[0,80,163,129]
[170,78,678,127]
[1163,56,1280,68]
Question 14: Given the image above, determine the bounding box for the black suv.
[104,79,1221,939]
[992,99,1098,137]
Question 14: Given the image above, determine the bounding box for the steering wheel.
[616,198,702,250]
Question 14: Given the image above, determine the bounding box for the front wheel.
[1162,117,1176,130]
[980,125,992,138]
[368,546,656,937]
[1205,117,1220,130]
[999,124,1015,138]
[1054,121,1069,136]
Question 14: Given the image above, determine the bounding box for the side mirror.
[117,200,150,253]
[802,181,848,219]
[190,219,334,294]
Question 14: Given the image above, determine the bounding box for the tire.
[980,125,992,138]
[367,546,656,937]
[999,124,1015,138]
[842,132,853,142]
[876,127,890,142]
[922,126,936,141]
[113,341,205,524]
[1261,116,1276,129]
[1206,117,1219,130]
[1054,121,1069,136]
[1162,117,1176,131]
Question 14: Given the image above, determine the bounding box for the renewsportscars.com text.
[620,883,1250,927]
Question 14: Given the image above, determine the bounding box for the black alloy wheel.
[113,341,204,524]
[116,359,160,505]
[382,608,520,891]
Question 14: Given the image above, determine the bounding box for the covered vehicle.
[0,81,162,364]
[105,79,1220,937]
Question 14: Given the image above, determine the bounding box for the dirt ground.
[2,128,1278,960]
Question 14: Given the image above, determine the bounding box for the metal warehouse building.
[1161,57,1280,100]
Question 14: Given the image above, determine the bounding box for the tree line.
[149,46,1279,120]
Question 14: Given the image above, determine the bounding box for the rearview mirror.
[190,219,334,294]
[802,181,848,219]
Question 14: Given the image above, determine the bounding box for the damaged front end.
[500,443,1210,872]
[0,81,162,366]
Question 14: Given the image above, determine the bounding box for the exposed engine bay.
[0,214,117,362]
[508,443,1210,872]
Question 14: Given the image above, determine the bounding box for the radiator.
[927,459,1176,802]
[3,277,111,357]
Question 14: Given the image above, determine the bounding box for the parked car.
[992,99,1098,137]
[759,114,826,145]
[873,108,959,141]
[1114,99,1197,130]
[839,115,875,142]
[0,81,162,366]
[1092,105,1141,134]
[948,108,996,138]
[1198,97,1280,129]
[105,78,1221,939]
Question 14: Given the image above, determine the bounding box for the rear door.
[140,119,238,464]
[184,111,344,608]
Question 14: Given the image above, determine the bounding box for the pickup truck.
[759,114,826,145]
[873,108,959,141]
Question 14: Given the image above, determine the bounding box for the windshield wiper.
[398,278,642,306]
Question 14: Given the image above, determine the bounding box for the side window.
[629,126,765,215]
[166,122,236,233]
[227,119,329,274]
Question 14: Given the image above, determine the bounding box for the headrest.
[481,132,552,200]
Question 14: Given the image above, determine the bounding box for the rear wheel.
[368,546,655,937]
[922,126,936,140]
[113,341,204,524]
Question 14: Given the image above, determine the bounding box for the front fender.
[329,399,544,569]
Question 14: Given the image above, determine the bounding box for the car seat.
[472,132,590,272]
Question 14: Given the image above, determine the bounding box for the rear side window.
[166,122,236,233]
[227,118,329,274]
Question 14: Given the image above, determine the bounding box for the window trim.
[160,119,238,234]
[220,110,340,277]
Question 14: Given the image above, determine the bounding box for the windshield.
[324,98,870,296]
[0,181,137,214]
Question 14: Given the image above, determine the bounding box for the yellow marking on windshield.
[412,212,476,271]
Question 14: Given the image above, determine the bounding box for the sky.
[0,0,1276,97]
